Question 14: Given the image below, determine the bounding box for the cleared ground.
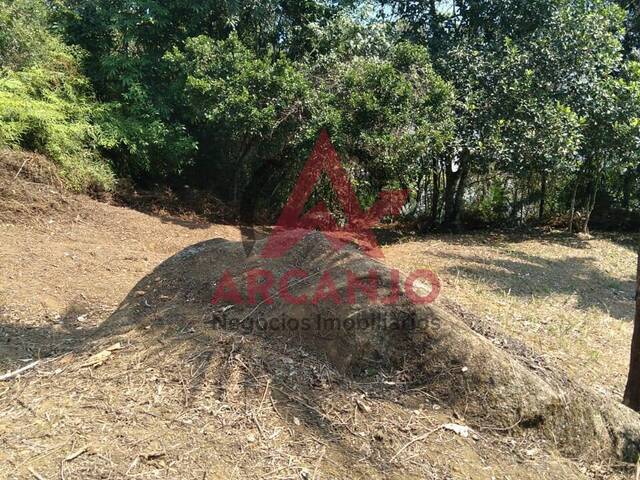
[0,151,638,479]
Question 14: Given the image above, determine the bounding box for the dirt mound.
[1,154,637,477]
[101,230,640,464]
[0,149,234,228]
[0,149,72,223]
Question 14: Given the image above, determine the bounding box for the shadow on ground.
[432,248,635,321]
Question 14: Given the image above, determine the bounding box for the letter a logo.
[261,130,407,259]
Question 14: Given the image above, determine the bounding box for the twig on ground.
[476,415,522,433]
[64,447,87,462]
[14,158,28,180]
[312,448,325,480]
[252,412,266,439]
[390,425,444,462]
[0,361,40,381]
[258,379,271,413]
[27,467,47,480]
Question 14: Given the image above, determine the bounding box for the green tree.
[312,41,455,204]
[165,34,309,202]
[54,0,337,185]
[386,0,634,229]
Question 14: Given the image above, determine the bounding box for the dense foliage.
[0,0,113,191]
[1,0,639,230]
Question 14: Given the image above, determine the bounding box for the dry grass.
[1,215,606,479]
[0,315,587,480]
[383,232,638,398]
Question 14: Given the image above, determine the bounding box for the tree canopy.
[0,0,638,230]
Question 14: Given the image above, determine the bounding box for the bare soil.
[0,150,638,479]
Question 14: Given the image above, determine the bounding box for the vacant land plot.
[1,157,638,479]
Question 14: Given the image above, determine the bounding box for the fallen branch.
[0,360,40,381]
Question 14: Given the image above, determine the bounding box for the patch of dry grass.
[384,232,638,397]
[1,318,591,480]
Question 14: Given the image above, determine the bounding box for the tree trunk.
[569,181,578,234]
[233,141,254,207]
[443,165,457,226]
[511,184,519,221]
[623,250,640,411]
[623,172,633,211]
[411,174,424,219]
[443,156,467,231]
[539,173,547,221]
[431,158,439,222]
[453,166,468,227]
[583,175,600,235]
[233,168,239,206]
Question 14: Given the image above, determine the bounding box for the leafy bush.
[0,0,114,192]
[164,34,310,198]
[95,86,196,184]
[306,40,455,204]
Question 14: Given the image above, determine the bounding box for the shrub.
[0,0,114,192]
